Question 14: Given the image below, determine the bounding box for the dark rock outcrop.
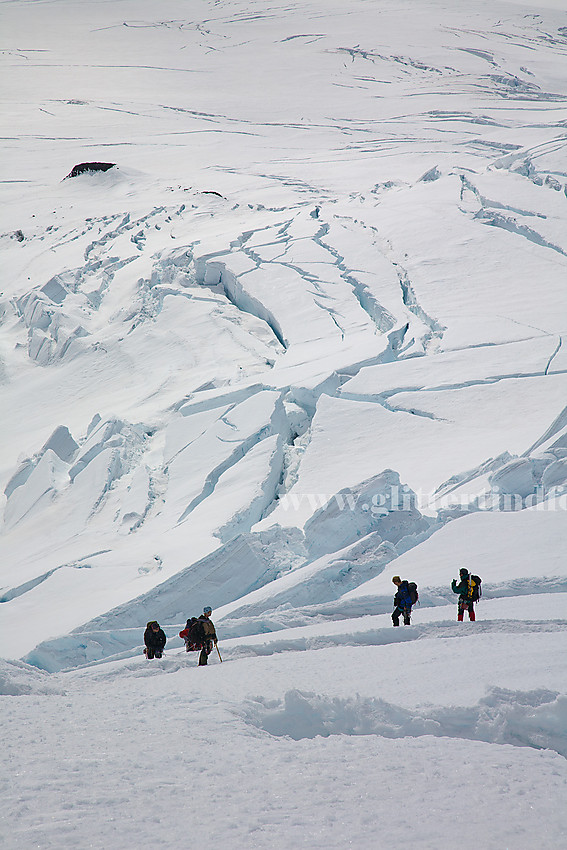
[64,162,116,179]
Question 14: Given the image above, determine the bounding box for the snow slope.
[1,0,567,847]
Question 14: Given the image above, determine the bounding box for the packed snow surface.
[1,0,567,847]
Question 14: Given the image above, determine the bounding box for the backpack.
[179,617,202,650]
[188,618,205,647]
[407,582,419,605]
[469,575,482,602]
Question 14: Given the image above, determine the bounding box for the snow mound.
[242,687,567,757]
[0,658,64,695]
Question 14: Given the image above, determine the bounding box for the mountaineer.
[144,620,167,658]
[391,576,418,626]
[451,568,482,621]
[186,606,218,665]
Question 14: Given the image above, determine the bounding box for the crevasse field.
[1,0,567,847]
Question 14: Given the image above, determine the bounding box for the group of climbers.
[143,606,218,665]
[391,568,482,627]
[143,570,482,662]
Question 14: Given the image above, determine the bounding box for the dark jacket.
[452,575,470,600]
[144,622,167,650]
[394,580,413,609]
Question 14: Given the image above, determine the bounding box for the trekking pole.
[216,644,223,662]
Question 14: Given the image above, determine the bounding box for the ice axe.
[216,643,222,662]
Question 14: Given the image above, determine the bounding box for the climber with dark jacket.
[391,576,414,626]
[144,621,167,658]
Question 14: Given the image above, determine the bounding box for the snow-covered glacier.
[1,1,566,847]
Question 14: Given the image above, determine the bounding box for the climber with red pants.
[451,568,481,621]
